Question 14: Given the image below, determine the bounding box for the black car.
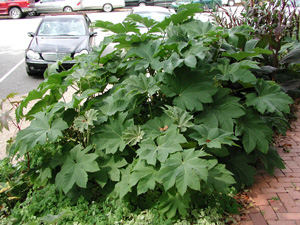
[25,15,97,76]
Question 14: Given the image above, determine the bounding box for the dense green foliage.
[212,0,300,97]
[1,3,299,223]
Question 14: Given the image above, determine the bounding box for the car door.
[125,0,138,6]
[35,0,55,13]
[0,0,8,15]
[81,0,102,10]
[49,0,66,11]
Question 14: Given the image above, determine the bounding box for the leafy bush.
[4,4,293,220]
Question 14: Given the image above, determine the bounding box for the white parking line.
[0,59,24,83]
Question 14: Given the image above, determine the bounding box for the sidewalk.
[241,108,300,224]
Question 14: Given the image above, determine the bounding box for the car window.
[37,20,86,36]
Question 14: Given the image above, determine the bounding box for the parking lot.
[0,10,130,99]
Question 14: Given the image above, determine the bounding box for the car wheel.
[228,0,234,6]
[26,66,41,76]
[63,6,73,12]
[103,3,113,12]
[22,12,28,18]
[138,2,146,6]
[26,68,37,76]
[9,7,23,19]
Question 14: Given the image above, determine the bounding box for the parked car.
[153,0,175,7]
[128,6,174,22]
[25,15,97,76]
[127,6,174,34]
[33,0,82,14]
[80,0,125,12]
[0,0,35,19]
[125,0,154,7]
[171,0,221,10]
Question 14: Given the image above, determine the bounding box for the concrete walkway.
[241,109,300,224]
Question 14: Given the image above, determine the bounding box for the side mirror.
[27,32,35,37]
[90,31,97,37]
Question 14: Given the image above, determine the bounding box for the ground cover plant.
[0,2,299,223]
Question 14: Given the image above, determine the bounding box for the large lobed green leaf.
[161,67,218,111]
[246,79,293,116]
[97,88,129,117]
[123,74,160,96]
[212,58,257,83]
[126,40,163,71]
[235,110,273,154]
[55,145,100,194]
[158,148,216,196]
[136,127,186,165]
[9,112,68,157]
[91,112,133,154]
[205,164,236,193]
[130,159,158,195]
[195,88,245,132]
[189,125,238,149]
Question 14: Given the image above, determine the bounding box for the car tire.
[26,66,41,76]
[9,7,23,19]
[26,69,37,76]
[63,6,73,12]
[138,2,146,6]
[103,3,113,12]
[228,0,234,6]
[22,12,28,18]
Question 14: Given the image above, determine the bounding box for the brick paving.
[240,110,300,224]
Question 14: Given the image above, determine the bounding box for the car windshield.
[37,19,86,36]
[135,11,170,22]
